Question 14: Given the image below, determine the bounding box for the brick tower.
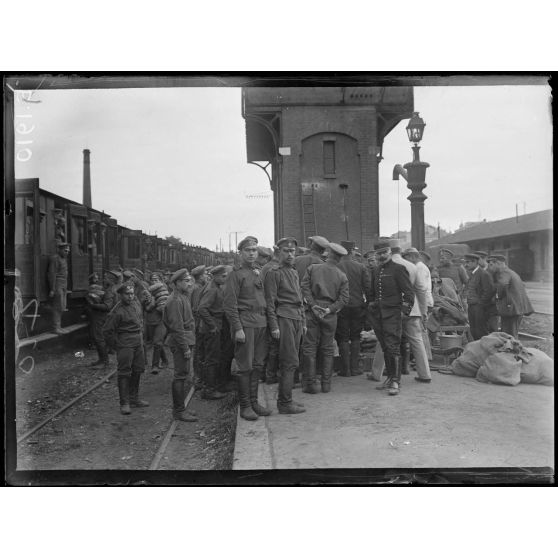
[243,86,413,250]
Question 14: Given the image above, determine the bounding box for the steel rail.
[148,385,195,470]
[17,369,117,444]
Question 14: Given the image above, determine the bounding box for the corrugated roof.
[428,209,553,245]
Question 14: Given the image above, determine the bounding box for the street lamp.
[393,112,430,251]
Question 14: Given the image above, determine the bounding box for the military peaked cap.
[373,239,391,251]
[308,236,329,249]
[276,237,298,248]
[487,254,507,263]
[439,248,454,257]
[191,265,206,278]
[473,251,489,258]
[257,246,273,257]
[117,282,135,295]
[210,265,227,276]
[463,253,480,261]
[328,242,348,256]
[238,236,258,251]
[340,240,355,251]
[170,268,191,283]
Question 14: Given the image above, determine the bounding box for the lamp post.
[393,112,430,251]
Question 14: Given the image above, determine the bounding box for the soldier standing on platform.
[260,246,281,384]
[336,240,370,377]
[163,269,199,422]
[191,265,209,391]
[223,236,271,421]
[197,265,229,400]
[47,241,70,335]
[102,282,149,415]
[264,237,307,414]
[86,271,116,369]
[294,235,329,283]
[463,253,495,340]
[368,239,414,396]
[301,243,349,394]
[487,254,534,338]
[437,249,469,302]
[473,251,498,332]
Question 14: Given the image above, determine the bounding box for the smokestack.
[83,149,92,207]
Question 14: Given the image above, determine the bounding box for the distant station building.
[427,209,553,282]
[242,87,413,249]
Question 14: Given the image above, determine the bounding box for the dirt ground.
[14,337,237,472]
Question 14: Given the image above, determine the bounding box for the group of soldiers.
[47,232,534,421]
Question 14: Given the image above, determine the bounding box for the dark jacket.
[338,257,370,307]
[301,261,349,314]
[198,281,225,333]
[163,290,196,350]
[102,301,143,349]
[464,267,494,306]
[369,259,414,312]
[294,252,324,283]
[494,268,534,317]
[264,263,305,330]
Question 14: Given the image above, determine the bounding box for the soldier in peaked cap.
[47,241,70,335]
[190,265,209,391]
[487,254,533,339]
[223,236,271,420]
[301,242,349,394]
[197,265,229,400]
[367,238,415,396]
[463,254,495,340]
[472,251,498,331]
[336,240,371,378]
[163,268,198,422]
[257,246,273,268]
[294,235,330,283]
[264,237,307,414]
[438,248,469,297]
[102,282,148,415]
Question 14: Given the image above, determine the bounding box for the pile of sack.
[450,331,553,386]
[148,281,170,310]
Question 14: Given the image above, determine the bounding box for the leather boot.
[376,355,393,390]
[400,342,410,375]
[389,355,401,396]
[202,364,227,400]
[117,376,131,415]
[160,347,169,367]
[301,353,320,394]
[92,345,109,370]
[172,379,197,421]
[237,372,258,421]
[250,370,271,416]
[337,342,351,376]
[321,354,334,393]
[129,372,149,407]
[350,340,362,375]
[151,346,161,373]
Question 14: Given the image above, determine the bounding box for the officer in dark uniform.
[368,239,415,396]
[191,265,209,391]
[223,236,271,421]
[47,241,70,334]
[163,268,199,422]
[473,251,498,332]
[102,282,149,415]
[197,265,229,400]
[264,237,307,414]
[301,242,350,393]
[336,240,371,377]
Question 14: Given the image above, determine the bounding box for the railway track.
[17,366,199,470]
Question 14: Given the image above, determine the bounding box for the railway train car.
[14,178,216,337]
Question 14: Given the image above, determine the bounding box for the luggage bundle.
[149,281,170,309]
[87,284,105,304]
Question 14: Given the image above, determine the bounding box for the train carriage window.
[128,236,140,259]
[16,198,36,245]
[71,215,87,255]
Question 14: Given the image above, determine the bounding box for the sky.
[13,82,552,251]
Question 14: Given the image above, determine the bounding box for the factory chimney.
[83,149,92,207]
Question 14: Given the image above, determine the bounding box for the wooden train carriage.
[119,226,143,271]
[142,234,158,274]
[104,216,120,272]
[15,178,89,301]
[86,209,105,280]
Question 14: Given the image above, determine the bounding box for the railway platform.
[233,366,554,472]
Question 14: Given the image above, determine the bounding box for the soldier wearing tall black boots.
[368,239,415,396]
[102,282,149,415]
[301,243,349,393]
[336,240,370,377]
[197,265,229,400]
[224,236,271,421]
[163,269,199,422]
[264,237,307,414]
